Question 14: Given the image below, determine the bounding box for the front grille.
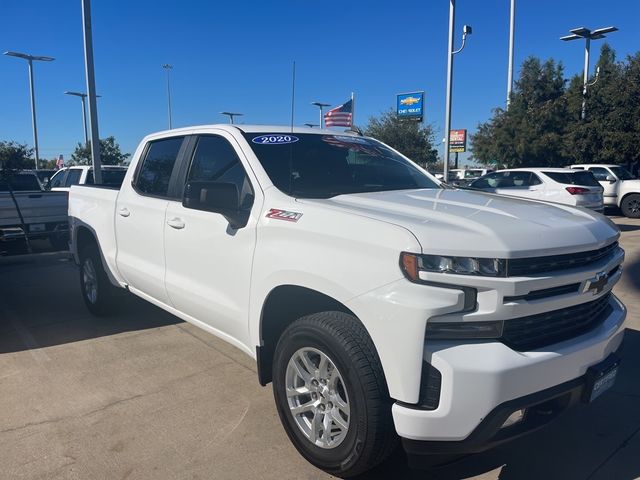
[507,242,619,277]
[502,293,613,351]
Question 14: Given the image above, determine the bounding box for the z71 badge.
[266,209,303,222]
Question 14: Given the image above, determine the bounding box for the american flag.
[324,99,353,127]
[55,154,64,169]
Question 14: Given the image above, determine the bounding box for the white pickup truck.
[570,164,640,218]
[69,126,626,478]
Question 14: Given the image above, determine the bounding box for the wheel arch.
[256,284,357,386]
[73,221,121,287]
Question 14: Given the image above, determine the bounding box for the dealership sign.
[449,129,467,153]
[397,91,424,120]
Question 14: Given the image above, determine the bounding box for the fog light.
[501,409,526,428]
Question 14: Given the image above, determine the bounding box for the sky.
[1,0,639,165]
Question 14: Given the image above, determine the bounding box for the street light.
[304,123,318,128]
[64,91,101,146]
[561,26,618,120]
[4,51,55,169]
[162,64,173,129]
[220,112,243,124]
[311,102,330,129]
[442,0,472,181]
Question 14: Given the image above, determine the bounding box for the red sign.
[449,129,467,153]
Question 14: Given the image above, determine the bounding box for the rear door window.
[135,137,185,197]
[543,171,600,187]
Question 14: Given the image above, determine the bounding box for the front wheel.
[79,244,117,316]
[621,194,640,218]
[272,312,397,478]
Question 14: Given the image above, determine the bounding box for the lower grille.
[502,293,613,351]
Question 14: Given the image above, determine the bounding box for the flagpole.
[350,91,355,127]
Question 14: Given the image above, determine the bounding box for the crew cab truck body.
[570,164,640,218]
[70,125,626,478]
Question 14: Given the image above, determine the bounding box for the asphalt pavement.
[1,217,639,480]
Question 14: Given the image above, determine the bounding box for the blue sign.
[397,91,424,119]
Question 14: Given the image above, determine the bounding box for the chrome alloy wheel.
[82,258,98,304]
[285,347,350,449]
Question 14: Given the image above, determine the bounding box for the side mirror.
[183,181,249,229]
[605,174,616,183]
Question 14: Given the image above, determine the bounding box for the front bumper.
[392,294,626,443]
[402,351,621,457]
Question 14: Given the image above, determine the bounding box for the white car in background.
[569,164,640,218]
[47,165,128,192]
[468,168,604,212]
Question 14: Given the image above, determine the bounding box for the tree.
[0,141,33,172]
[69,136,130,165]
[471,57,569,167]
[363,109,438,166]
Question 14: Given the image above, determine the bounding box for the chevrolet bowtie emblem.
[583,272,608,295]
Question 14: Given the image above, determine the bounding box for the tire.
[621,194,640,218]
[79,244,117,316]
[272,312,397,478]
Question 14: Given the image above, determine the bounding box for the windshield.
[244,133,439,198]
[609,166,634,181]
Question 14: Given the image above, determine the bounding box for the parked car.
[569,164,640,218]
[0,171,69,249]
[468,168,604,212]
[25,169,57,189]
[449,168,494,186]
[47,165,128,191]
[69,126,625,478]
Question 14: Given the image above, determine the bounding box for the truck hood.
[301,188,619,258]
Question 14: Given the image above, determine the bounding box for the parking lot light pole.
[304,123,318,128]
[64,91,101,147]
[443,0,472,182]
[507,0,516,107]
[162,64,173,129]
[561,26,618,120]
[311,102,330,129]
[220,112,243,124]
[81,0,102,184]
[4,51,55,170]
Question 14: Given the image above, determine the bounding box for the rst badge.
[266,208,303,222]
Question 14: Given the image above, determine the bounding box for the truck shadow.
[364,328,640,480]
[0,253,181,354]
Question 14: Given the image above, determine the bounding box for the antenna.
[290,61,296,133]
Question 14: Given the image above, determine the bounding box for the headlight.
[400,252,507,279]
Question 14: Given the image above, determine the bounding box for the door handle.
[167,217,185,229]
[118,207,130,217]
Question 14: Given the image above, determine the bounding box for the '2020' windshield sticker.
[252,135,299,145]
[266,208,303,222]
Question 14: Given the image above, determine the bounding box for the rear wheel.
[272,312,397,478]
[79,244,117,316]
[621,194,640,218]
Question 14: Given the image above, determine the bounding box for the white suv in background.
[47,165,128,192]
[570,164,640,218]
[468,168,604,212]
